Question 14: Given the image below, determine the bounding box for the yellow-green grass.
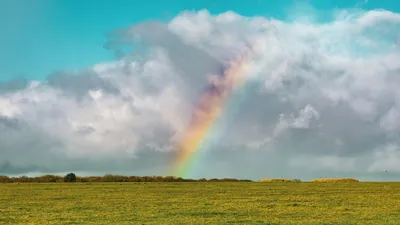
[1,182,400,224]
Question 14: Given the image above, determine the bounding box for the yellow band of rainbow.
[172,50,252,178]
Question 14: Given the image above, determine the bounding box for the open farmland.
[1,182,400,224]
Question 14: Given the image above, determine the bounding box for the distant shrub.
[0,175,10,183]
[103,174,126,182]
[311,178,359,183]
[220,178,239,182]
[258,178,301,183]
[39,175,63,182]
[19,176,31,182]
[76,176,89,182]
[64,173,77,182]
[162,176,180,182]
[208,178,220,182]
[240,179,253,182]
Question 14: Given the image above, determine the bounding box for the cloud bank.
[1,8,400,180]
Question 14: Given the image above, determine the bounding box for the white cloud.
[1,8,400,180]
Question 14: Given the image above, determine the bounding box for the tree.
[64,173,77,182]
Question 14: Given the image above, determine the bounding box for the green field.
[1,182,400,224]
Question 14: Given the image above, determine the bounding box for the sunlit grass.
[1,182,399,224]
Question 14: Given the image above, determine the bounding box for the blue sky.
[0,0,399,81]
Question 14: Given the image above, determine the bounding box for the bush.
[0,175,10,183]
[103,174,126,182]
[64,173,77,182]
[311,178,359,183]
[39,175,63,182]
[76,176,89,182]
[258,178,301,182]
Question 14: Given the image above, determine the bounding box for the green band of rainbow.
[171,51,252,178]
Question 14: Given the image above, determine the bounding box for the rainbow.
[172,50,253,178]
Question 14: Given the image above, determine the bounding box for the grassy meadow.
[1,182,400,224]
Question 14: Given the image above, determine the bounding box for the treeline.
[0,173,253,183]
[258,178,301,182]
